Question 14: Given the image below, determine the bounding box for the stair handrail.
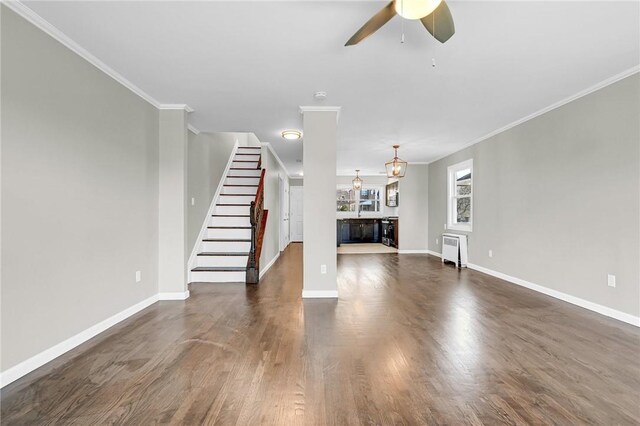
[246,168,266,284]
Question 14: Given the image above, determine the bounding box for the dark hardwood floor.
[2,244,639,424]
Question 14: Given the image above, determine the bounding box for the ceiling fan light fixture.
[385,145,408,178]
[282,130,302,141]
[352,170,363,190]
[394,0,442,20]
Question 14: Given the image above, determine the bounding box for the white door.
[290,186,303,242]
[279,176,290,251]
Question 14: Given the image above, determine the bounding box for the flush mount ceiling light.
[281,130,302,141]
[352,169,363,190]
[385,145,408,178]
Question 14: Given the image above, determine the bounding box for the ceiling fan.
[345,0,455,46]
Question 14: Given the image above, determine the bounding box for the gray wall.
[398,164,429,251]
[1,7,160,370]
[428,74,640,317]
[186,132,236,253]
[158,109,188,294]
[259,145,289,272]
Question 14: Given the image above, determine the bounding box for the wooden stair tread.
[223,184,258,187]
[212,214,249,217]
[226,176,260,178]
[191,266,246,272]
[217,203,251,206]
[207,226,251,229]
[232,161,259,163]
[237,147,261,149]
[197,252,249,256]
[220,194,254,196]
[203,238,251,242]
[235,153,260,156]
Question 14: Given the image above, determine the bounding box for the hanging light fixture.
[352,169,363,190]
[385,145,408,178]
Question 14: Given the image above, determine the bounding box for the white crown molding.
[428,66,640,165]
[299,106,342,123]
[3,0,194,113]
[187,124,201,134]
[159,104,194,113]
[261,142,293,178]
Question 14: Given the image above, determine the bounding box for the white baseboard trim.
[398,249,429,254]
[0,294,159,388]
[467,263,640,327]
[260,252,280,279]
[302,290,339,299]
[158,291,190,301]
[426,250,442,258]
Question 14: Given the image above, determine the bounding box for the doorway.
[290,186,303,242]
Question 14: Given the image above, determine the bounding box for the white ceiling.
[24,1,640,176]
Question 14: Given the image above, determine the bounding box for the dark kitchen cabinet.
[337,219,381,245]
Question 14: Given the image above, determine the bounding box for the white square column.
[158,108,189,300]
[300,107,341,298]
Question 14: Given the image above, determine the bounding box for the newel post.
[246,201,259,284]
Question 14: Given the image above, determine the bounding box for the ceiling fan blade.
[420,1,455,43]
[345,1,397,46]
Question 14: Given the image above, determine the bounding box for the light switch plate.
[135,271,142,283]
[320,265,327,274]
[607,274,616,288]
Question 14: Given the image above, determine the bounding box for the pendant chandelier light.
[352,169,363,190]
[385,145,408,178]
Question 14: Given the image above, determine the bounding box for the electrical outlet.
[607,274,616,288]
[489,250,493,258]
[191,198,195,206]
[135,271,142,283]
[320,264,327,274]
[436,238,439,245]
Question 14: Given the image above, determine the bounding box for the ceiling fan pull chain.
[401,0,405,43]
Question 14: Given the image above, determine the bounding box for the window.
[337,186,383,214]
[336,188,356,212]
[359,188,381,212]
[447,159,473,231]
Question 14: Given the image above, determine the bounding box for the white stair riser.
[206,227,251,239]
[234,154,260,162]
[231,162,259,169]
[202,241,251,252]
[237,148,262,153]
[215,205,251,215]
[226,177,260,186]
[222,186,257,195]
[191,271,246,283]
[210,216,251,227]
[228,168,261,176]
[196,255,248,268]
[219,195,256,204]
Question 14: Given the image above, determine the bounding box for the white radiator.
[442,233,468,268]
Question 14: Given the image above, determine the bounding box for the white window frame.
[336,184,384,217]
[447,159,473,232]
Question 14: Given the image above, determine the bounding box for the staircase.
[190,146,268,283]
